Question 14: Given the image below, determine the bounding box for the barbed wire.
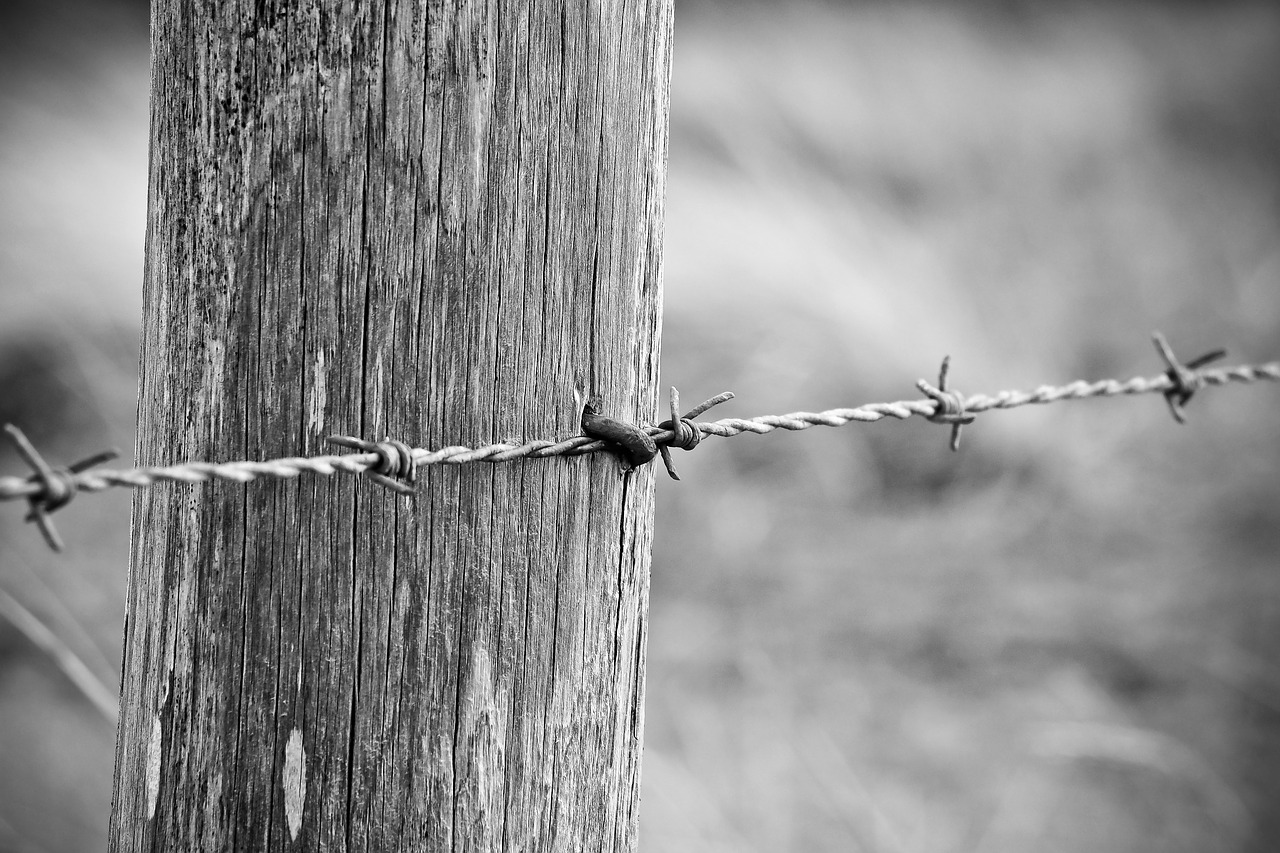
[2,333,1278,550]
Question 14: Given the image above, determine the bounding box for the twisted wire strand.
[1,361,1276,504]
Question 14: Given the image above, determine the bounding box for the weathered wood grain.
[110,1,672,849]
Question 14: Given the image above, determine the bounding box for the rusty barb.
[2,332,1277,551]
[2,424,118,552]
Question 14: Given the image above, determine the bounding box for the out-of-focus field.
[1,1,1278,851]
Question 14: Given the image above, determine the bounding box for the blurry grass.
[0,0,143,850]
[645,2,1280,853]
[1,1,1279,852]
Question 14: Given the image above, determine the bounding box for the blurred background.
[1,0,1278,850]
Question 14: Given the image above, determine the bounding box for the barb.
[916,355,975,451]
[326,436,418,494]
[1151,331,1227,424]
[3,424,119,552]
[656,388,736,480]
[2,354,1278,547]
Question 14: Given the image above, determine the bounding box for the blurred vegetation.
[646,2,1280,852]
[1,1,1278,852]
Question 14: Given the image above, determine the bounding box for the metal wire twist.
[325,436,419,494]
[1150,331,1228,424]
[2,344,1277,548]
[655,388,736,480]
[916,355,975,451]
[2,425,119,551]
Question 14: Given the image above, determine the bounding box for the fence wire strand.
[2,359,1277,510]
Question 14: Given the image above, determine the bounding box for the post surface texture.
[110,0,672,849]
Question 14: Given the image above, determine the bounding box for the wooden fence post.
[110,1,672,849]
